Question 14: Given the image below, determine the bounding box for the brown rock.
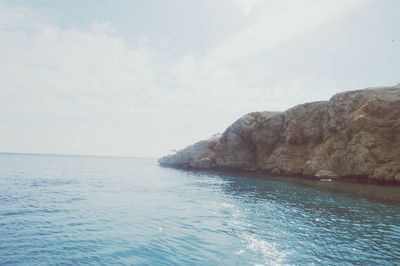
[271,168,281,175]
[315,170,339,179]
[158,86,400,182]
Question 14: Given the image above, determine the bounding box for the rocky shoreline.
[159,85,400,183]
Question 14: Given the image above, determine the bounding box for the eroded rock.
[159,86,400,182]
[315,170,339,179]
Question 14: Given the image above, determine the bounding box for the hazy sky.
[0,0,399,157]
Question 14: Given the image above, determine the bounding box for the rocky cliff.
[159,86,400,182]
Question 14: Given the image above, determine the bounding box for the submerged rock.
[159,86,400,182]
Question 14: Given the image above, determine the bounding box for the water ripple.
[0,154,399,265]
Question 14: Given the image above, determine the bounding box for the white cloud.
[1,0,391,157]
[169,1,369,112]
[235,0,262,16]
[208,0,368,64]
[0,1,369,115]
[0,9,160,113]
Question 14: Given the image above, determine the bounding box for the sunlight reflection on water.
[0,153,399,265]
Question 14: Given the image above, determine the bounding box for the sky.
[0,0,399,157]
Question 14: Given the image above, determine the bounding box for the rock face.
[159,86,400,182]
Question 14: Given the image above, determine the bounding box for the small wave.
[221,203,235,208]
[225,202,290,265]
[242,233,290,266]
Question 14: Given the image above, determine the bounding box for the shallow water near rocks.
[0,153,399,265]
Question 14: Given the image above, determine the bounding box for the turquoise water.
[0,153,399,265]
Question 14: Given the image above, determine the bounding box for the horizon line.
[0,151,156,159]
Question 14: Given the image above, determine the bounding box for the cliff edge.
[159,86,400,182]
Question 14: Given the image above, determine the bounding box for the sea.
[0,153,399,265]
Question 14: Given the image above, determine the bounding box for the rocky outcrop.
[159,86,400,182]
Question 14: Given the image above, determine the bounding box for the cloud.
[0,0,384,156]
[0,5,173,156]
[1,21,168,121]
[235,0,262,16]
[0,1,368,113]
[169,1,369,112]
[208,0,368,65]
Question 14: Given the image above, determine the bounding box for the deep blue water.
[0,153,399,265]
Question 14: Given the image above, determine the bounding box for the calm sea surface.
[0,153,399,265]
